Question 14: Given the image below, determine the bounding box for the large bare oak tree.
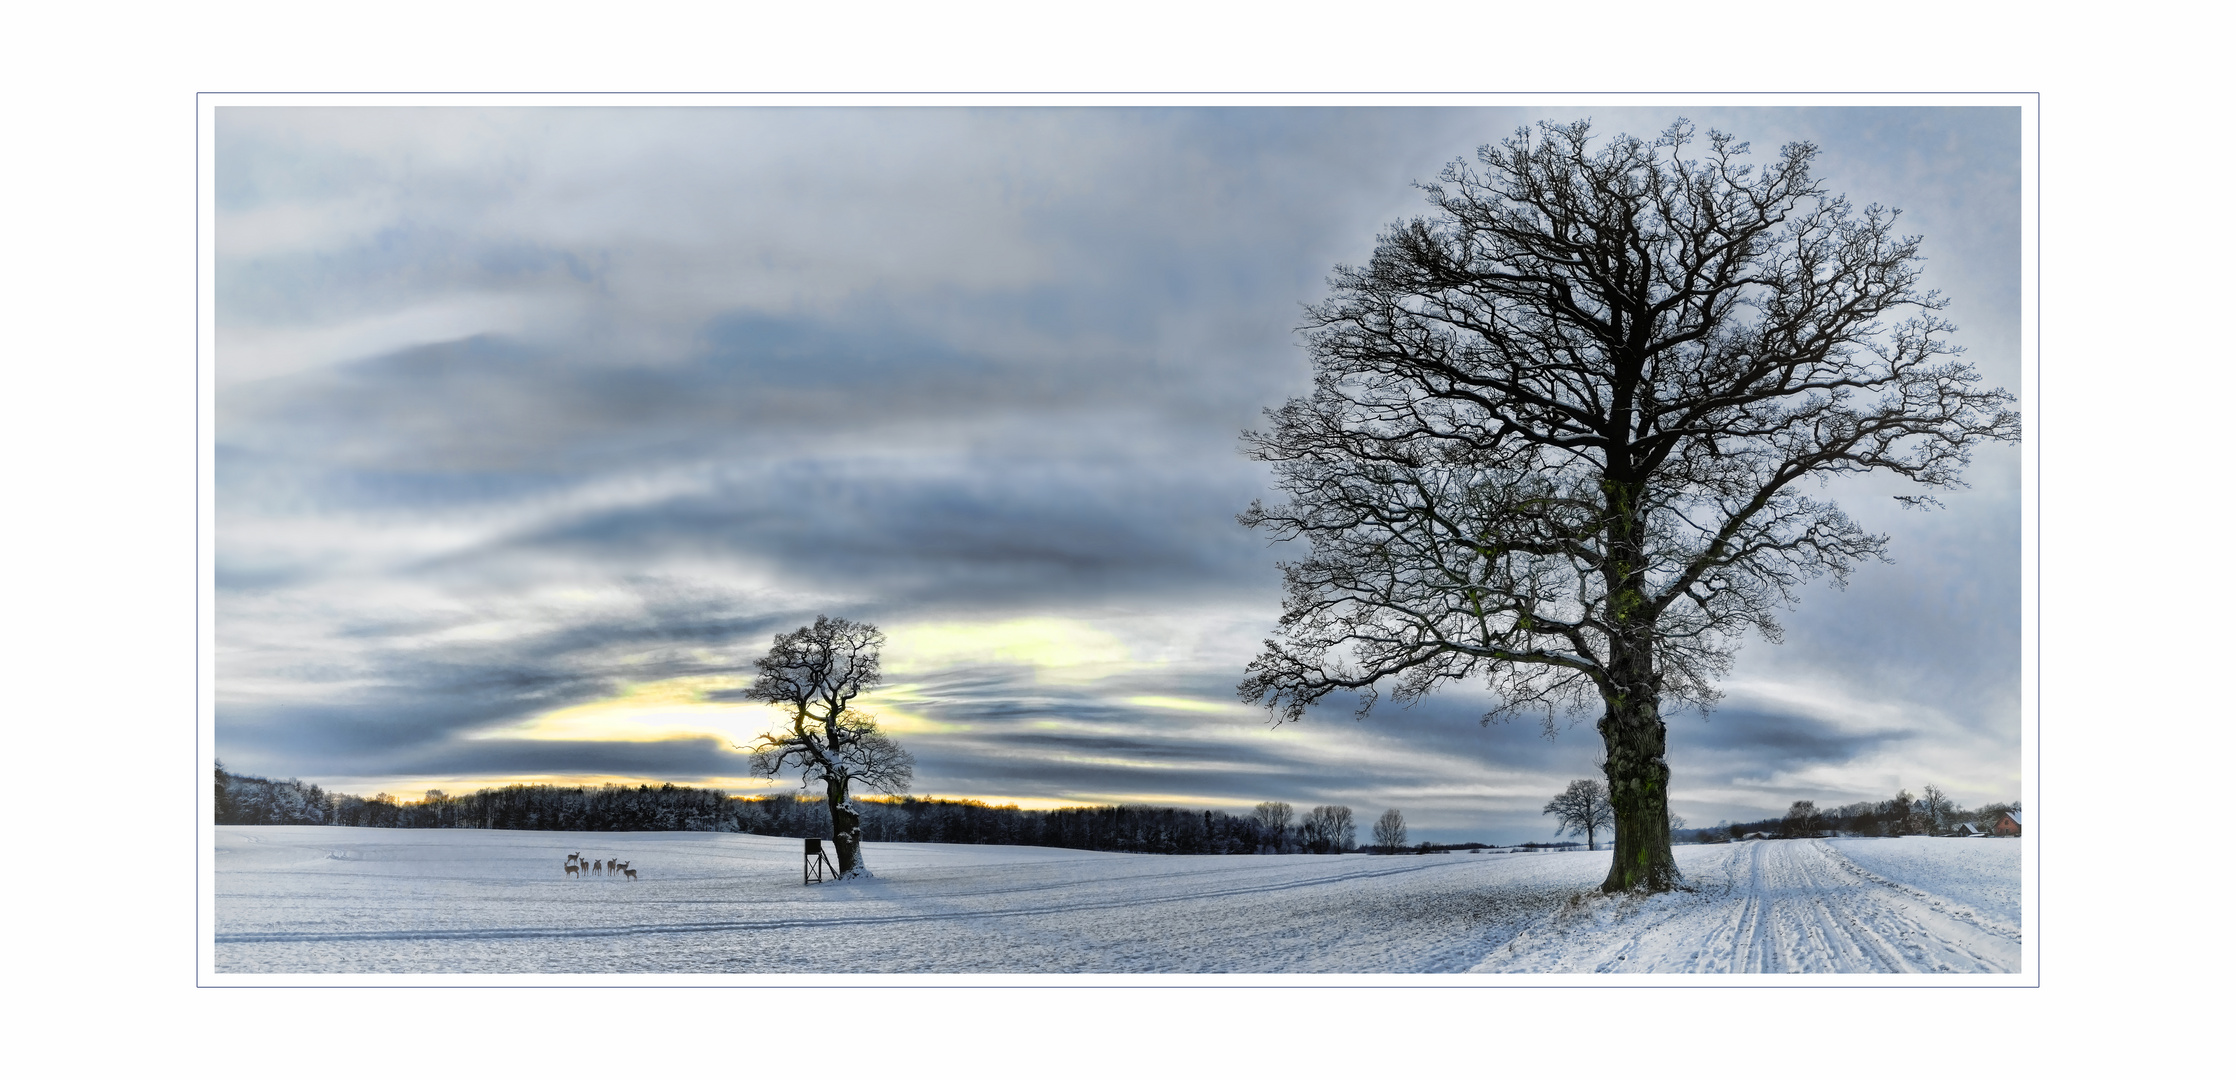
[745,616,914,878]
[1238,120,2017,892]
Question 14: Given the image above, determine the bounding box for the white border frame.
[197,90,2039,988]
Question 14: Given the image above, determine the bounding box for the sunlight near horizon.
[884,616,1150,684]
[310,771,1145,813]
[469,675,779,746]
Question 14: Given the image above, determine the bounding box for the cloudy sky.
[212,103,2021,842]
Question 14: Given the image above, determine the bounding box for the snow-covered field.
[212,827,2020,975]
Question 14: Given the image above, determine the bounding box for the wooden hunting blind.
[804,837,837,884]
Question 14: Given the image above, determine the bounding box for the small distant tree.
[1372,808,1408,853]
[1828,801,1872,836]
[745,616,915,878]
[1543,779,1614,851]
[1919,784,1957,835]
[1327,805,1357,851]
[1878,789,1917,837]
[1253,800,1295,853]
[1299,804,1356,853]
[1782,800,1820,838]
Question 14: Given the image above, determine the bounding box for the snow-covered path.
[1476,838,2021,973]
[212,828,2018,975]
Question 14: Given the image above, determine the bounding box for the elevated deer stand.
[804,837,838,884]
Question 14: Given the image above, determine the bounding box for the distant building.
[1952,822,1986,837]
[1992,811,2022,837]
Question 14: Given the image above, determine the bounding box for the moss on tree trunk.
[1598,604,1681,893]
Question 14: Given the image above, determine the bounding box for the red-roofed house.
[1992,811,2022,837]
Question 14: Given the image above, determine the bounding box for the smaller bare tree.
[1299,804,1356,853]
[1372,808,1408,853]
[1543,780,1614,851]
[1918,784,1957,835]
[1783,800,1821,839]
[1882,789,1919,837]
[744,616,914,878]
[1253,800,1295,853]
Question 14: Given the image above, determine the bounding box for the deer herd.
[563,852,638,882]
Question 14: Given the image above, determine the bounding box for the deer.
[565,852,582,879]
[622,866,637,882]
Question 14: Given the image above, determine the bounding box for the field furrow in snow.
[213,828,2018,974]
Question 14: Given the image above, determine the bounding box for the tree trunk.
[1597,503,1681,892]
[1597,647,1680,892]
[825,774,868,878]
[1592,465,1683,892]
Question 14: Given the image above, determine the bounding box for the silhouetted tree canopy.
[1241,119,2018,892]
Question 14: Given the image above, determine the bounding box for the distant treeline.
[828,797,1280,854]
[216,762,337,826]
[1680,787,2022,842]
[214,763,737,831]
[213,764,1355,854]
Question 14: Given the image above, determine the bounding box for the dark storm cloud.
[216,576,818,779]
[219,310,1249,484]
[214,105,2023,840]
[219,308,1281,612]
[1670,707,1912,763]
[509,465,1265,607]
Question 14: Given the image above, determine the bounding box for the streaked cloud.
[214,103,2022,841]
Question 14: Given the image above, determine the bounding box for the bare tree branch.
[743,616,914,878]
[1238,119,2017,893]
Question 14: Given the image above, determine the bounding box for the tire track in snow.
[1768,839,1907,972]
[1475,839,2018,974]
[1810,841,2021,939]
[1718,840,2004,973]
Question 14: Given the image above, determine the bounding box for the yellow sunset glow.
[472,676,778,746]
[885,617,1142,683]
[471,674,952,747]
[1124,694,1240,715]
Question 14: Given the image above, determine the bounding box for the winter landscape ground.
[212,827,2020,975]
